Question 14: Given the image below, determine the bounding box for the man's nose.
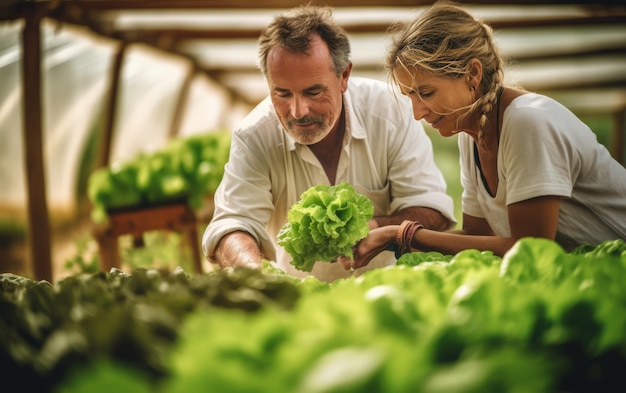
[291,96,310,119]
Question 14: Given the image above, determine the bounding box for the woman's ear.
[467,58,483,89]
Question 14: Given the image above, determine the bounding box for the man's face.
[266,34,350,145]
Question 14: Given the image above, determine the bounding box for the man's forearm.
[213,230,264,269]
[371,206,450,231]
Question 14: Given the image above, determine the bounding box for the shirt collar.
[342,85,367,140]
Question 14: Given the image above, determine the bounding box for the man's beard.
[285,115,329,145]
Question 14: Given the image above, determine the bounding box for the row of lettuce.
[87,131,230,223]
[1,238,625,392]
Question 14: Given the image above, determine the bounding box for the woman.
[343,1,626,269]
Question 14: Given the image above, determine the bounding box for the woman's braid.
[476,21,504,142]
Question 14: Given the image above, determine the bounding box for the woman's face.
[393,66,475,137]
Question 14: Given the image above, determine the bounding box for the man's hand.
[213,231,264,269]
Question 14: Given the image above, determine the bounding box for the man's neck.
[309,111,345,185]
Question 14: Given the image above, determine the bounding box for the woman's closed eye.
[418,90,434,99]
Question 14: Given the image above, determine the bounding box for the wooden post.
[98,41,128,168]
[168,61,196,139]
[21,4,52,282]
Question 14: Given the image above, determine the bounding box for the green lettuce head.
[277,182,374,272]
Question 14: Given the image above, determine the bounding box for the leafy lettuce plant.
[87,131,231,223]
[277,182,374,272]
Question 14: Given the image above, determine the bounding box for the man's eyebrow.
[272,84,326,93]
[304,84,325,91]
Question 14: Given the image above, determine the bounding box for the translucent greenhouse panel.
[0,20,117,210]
[0,18,251,214]
[178,74,232,137]
[42,22,116,211]
[110,44,189,163]
[0,21,24,209]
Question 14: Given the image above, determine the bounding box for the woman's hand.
[337,225,399,270]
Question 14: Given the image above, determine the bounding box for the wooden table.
[92,202,203,273]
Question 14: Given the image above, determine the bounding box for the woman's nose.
[410,97,429,121]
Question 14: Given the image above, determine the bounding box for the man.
[202,5,455,282]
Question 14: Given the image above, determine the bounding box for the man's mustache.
[288,116,323,127]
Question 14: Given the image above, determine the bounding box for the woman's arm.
[347,195,561,269]
[508,195,560,239]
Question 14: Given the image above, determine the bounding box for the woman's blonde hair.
[386,1,505,140]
